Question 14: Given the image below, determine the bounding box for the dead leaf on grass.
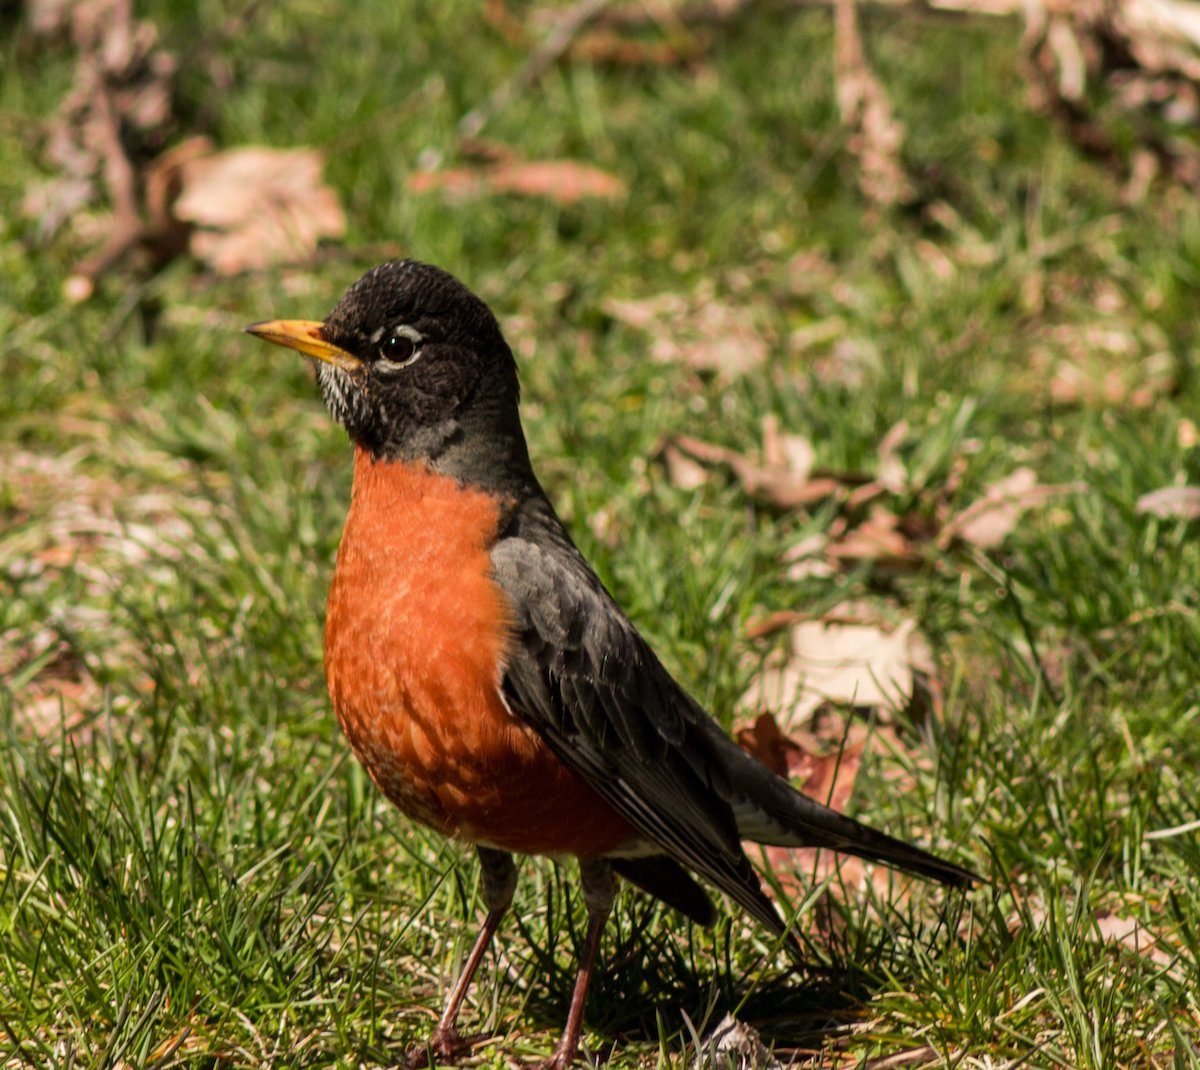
[938,466,1086,550]
[1028,317,1175,413]
[825,505,923,570]
[1025,0,1200,194]
[408,158,625,204]
[1,448,203,743]
[762,414,815,479]
[658,415,859,509]
[605,289,768,380]
[1092,911,1182,976]
[739,603,936,728]
[783,531,835,581]
[1016,903,1185,982]
[1,635,102,740]
[661,433,842,509]
[660,439,712,491]
[1136,485,1200,520]
[173,146,346,274]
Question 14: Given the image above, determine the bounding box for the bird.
[245,259,977,1070]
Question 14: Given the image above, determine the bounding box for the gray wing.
[490,510,791,936]
[491,500,977,924]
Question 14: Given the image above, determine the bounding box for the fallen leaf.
[737,711,870,905]
[938,467,1086,550]
[825,505,922,570]
[862,1047,942,1070]
[1015,903,1184,982]
[1046,351,1176,410]
[659,440,711,491]
[736,712,864,812]
[783,532,835,581]
[408,159,625,204]
[1092,911,1181,976]
[659,420,850,510]
[761,414,814,480]
[173,146,346,274]
[665,435,843,509]
[606,290,767,380]
[1136,485,1200,520]
[26,0,180,289]
[739,604,935,729]
[1,448,201,745]
[1025,0,1200,195]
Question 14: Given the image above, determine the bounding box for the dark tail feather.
[611,856,717,926]
[725,744,981,888]
[833,818,979,887]
[746,796,980,887]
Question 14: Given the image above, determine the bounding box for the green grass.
[3,1,1200,1066]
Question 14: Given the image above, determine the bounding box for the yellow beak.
[243,319,363,372]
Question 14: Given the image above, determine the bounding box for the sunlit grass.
[2,1,1199,1065]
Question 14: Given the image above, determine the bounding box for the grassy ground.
[3,1,1200,1066]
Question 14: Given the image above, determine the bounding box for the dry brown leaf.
[737,713,865,812]
[1025,0,1200,194]
[17,676,102,741]
[783,532,835,581]
[761,414,815,479]
[661,433,842,509]
[25,0,180,293]
[659,440,711,491]
[739,604,935,729]
[605,290,767,380]
[408,159,625,204]
[938,467,1086,550]
[1016,902,1184,981]
[861,1047,942,1070]
[1136,485,1200,520]
[1,448,202,743]
[1092,911,1182,975]
[825,505,922,570]
[173,146,346,274]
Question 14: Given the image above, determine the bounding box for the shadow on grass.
[507,897,898,1053]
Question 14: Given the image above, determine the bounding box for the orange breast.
[323,448,636,859]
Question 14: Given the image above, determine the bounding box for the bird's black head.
[246,260,529,479]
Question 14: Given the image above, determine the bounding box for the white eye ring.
[375,324,423,372]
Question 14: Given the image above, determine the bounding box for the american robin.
[246,260,976,1069]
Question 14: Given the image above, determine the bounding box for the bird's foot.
[405,1026,487,1068]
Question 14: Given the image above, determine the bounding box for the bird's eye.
[376,327,422,370]
[380,333,415,364]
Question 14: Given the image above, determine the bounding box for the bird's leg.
[538,858,615,1070]
[409,848,517,1067]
